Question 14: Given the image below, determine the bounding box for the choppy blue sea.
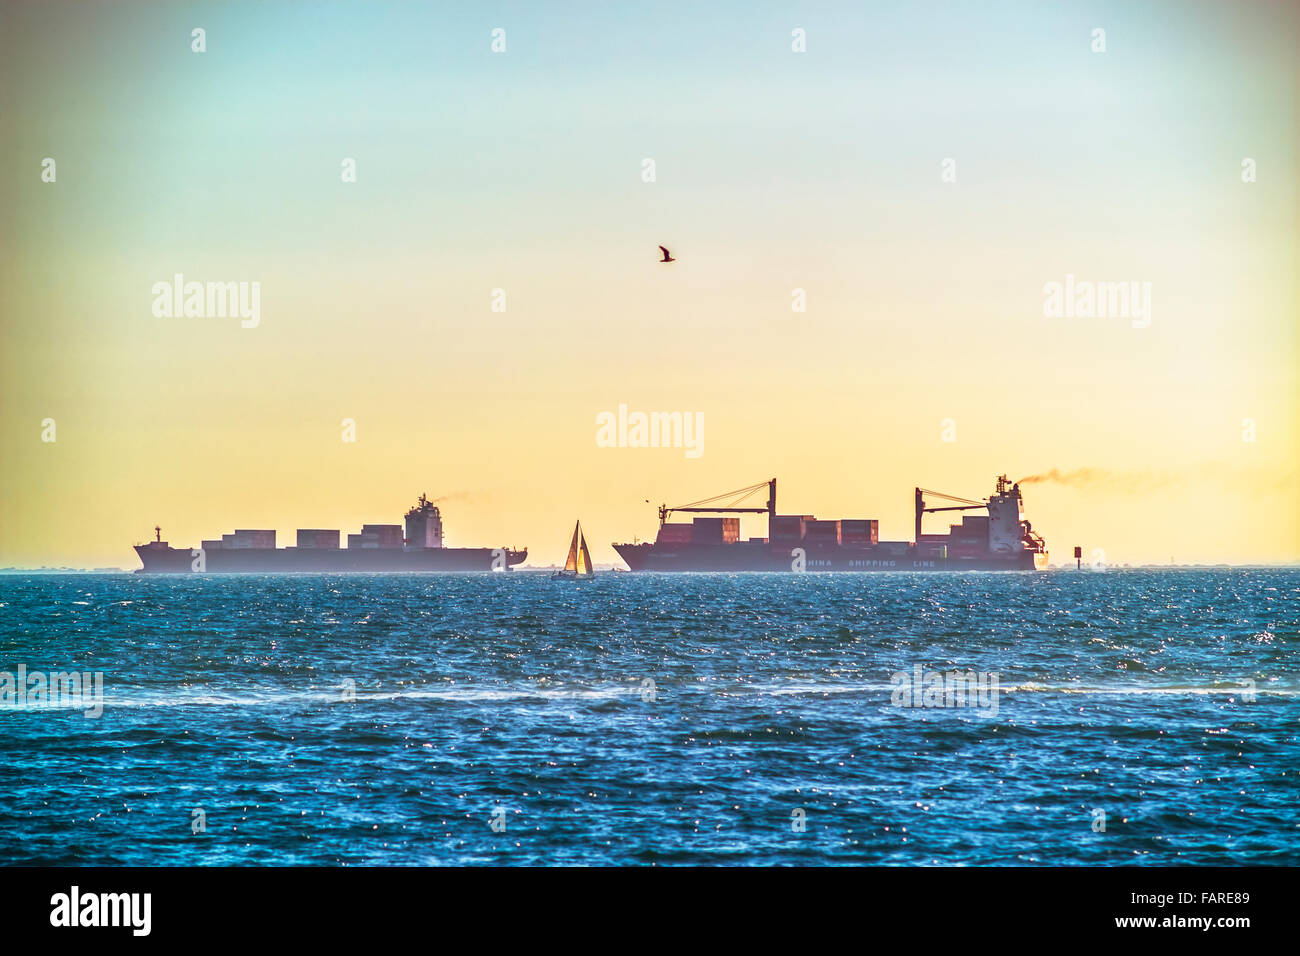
[0,570,1296,865]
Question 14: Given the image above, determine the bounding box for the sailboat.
[553,520,595,580]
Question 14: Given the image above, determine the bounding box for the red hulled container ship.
[613,476,1048,572]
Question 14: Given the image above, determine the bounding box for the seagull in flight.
[658,245,675,263]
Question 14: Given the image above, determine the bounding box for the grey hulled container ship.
[134,494,526,573]
[613,476,1049,571]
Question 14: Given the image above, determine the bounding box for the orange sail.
[563,521,580,572]
[576,527,593,576]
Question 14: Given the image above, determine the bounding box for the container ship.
[134,494,526,573]
[612,476,1048,572]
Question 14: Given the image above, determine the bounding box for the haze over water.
[1,569,1295,865]
[3,1,1297,569]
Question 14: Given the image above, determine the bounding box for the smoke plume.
[1016,468,1177,493]
[431,491,474,505]
[1019,468,1115,486]
[1018,465,1298,497]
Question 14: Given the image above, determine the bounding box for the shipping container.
[359,524,404,548]
[655,523,694,545]
[296,529,340,549]
[229,529,275,549]
[685,516,744,543]
[692,517,744,542]
[770,515,809,539]
[804,519,841,544]
[840,519,879,545]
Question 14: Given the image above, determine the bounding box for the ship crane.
[659,479,776,525]
[914,486,988,540]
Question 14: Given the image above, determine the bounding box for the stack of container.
[943,515,989,557]
[224,529,276,549]
[348,524,404,549]
[804,519,842,546]
[770,515,811,542]
[840,519,879,546]
[296,529,340,549]
[655,523,694,545]
[689,517,741,544]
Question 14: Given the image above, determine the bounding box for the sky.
[1,0,1297,568]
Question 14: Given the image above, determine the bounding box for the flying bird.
[658,245,675,263]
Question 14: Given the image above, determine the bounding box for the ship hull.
[134,544,527,573]
[613,541,1046,572]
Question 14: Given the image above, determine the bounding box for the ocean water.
[0,569,1295,866]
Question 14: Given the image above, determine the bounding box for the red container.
[656,524,694,545]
